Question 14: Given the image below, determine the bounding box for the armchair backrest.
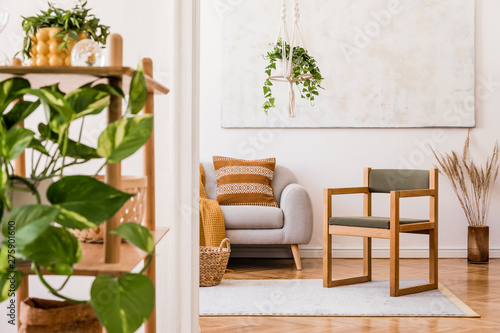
[201,162,297,205]
[367,169,431,193]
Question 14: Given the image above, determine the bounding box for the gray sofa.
[202,163,313,270]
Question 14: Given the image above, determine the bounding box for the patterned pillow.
[212,156,278,207]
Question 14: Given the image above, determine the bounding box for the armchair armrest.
[281,184,313,244]
[324,187,369,196]
[394,189,436,198]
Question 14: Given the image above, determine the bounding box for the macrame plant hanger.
[269,0,312,118]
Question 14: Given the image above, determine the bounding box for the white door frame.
[164,0,200,332]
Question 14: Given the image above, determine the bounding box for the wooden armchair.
[323,168,438,296]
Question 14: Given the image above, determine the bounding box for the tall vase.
[468,226,489,264]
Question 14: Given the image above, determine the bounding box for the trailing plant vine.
[20,1,110,60]
[262,39,324,114]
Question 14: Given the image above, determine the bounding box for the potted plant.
[0,65,156,333]
[431,132,499,264]
[20,0,110,66]
[262,39,324,115]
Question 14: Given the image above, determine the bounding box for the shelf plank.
[17,227,169,277]
[0,66,169,95]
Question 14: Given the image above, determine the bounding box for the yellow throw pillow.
[212,156,278,207]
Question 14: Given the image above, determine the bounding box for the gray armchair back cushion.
[202,162,297,205]
[368,169,430,193]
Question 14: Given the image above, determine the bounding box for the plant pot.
[19,298,101,333]
[29,27,87,66]
[468,226,489,264]
[10,178,53,208]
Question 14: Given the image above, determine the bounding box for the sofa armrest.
[280,183,313,244]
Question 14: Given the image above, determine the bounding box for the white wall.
[200,0,500,258]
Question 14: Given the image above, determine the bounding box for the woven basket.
[71,175,147,243]
[200,238,231,287]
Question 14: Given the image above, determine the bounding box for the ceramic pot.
[468,226,489,264]
[29,27,87,66]
[19,298,101,333]
[10,178,53,208]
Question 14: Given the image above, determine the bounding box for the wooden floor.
[200,258,499,333]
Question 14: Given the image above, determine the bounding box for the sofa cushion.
[213,156,278,207]
[221,206,283,229]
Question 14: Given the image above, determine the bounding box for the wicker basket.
[71,175,147,243]
[199,238,231,287]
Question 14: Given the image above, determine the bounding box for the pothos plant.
[0,65,155,333]
[20,0,110,60]
[262,39,324,114]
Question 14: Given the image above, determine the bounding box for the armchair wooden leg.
[363,237,372,280]
[291,245,302,271]
[390,230,400,297]
[429,229,438,287]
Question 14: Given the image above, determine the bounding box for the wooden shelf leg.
[142,58,156,333]
[104,34,123,264]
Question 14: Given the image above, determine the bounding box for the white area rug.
[200,279,478,317]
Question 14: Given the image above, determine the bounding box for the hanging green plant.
[262,39,324,115]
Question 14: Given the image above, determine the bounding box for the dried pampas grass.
[431,131,499,226]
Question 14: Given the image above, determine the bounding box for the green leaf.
[0,127,35,162]
[65,88,110,118]
[112,223,154,254]
[26,88,75,123]
[47,176,133,229]
[91,274,155,333]
[38,124,99,159]
[28,138,49,156]
[2,205,60,247]
[263,86,271,95]
[126,65,148,115]
[16,226,81,275]
[97,114,153,163]
[0,78,30,115]
[0,271,23,302]
[92,84,125,99]
[3,100,41,129]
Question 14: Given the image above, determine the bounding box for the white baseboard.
[299,248,500,259]
[229,246,500,259]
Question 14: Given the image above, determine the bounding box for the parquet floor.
[200,258,500,333]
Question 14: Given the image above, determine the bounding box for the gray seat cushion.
[222,205,284,229]
[329,216,429,229]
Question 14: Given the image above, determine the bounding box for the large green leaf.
[126,65,148,115]
[26,88,74,123]
[65,87,110,119]
[92,84,125,99]
[112,223,154,254]
[47,176,133,229]
[0,127,35,161]
[0,78,30,115]
[38,124,99,159]
[3,100,41,129]
[16,226,81,275]
[97,114,153,163]
[0,271,23,302]
[1,205,60,247]
[91,274,154,333]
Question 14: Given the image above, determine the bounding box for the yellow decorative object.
[199,164,227,247]
[29,27,87,66]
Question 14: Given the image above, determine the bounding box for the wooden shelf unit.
[6,34,168,333]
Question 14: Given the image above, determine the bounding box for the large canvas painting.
[221,0,475,128]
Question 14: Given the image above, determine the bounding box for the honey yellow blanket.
[200,164,226,247]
